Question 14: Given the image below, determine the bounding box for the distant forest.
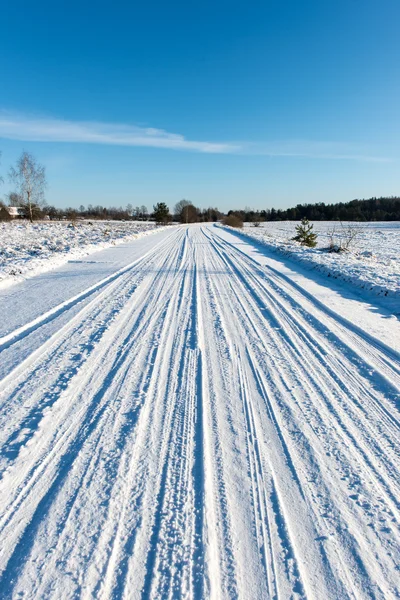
[230,197,400,222]
[1,195,399,223]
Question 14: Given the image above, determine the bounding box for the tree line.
[228,197,400,223]
[0,152,222,224]
[1,150,399,223]
[154,197,400,224]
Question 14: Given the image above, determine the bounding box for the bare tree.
[9,151,47,223]
[174,199,191,223]
[340,222,360,251]
[174,199,200,223]
[327,221,360,252]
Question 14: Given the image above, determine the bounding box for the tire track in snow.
[84,234,204,598]
[0,225,398,599]
[0,228,179,355]
[204,226,400,598]
[0,229,185,469]
[207,230,400,525]
[0,228,187,593]
[197,236,335,599]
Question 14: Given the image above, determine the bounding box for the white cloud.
[0,111,239,154]
[0,111,390,162]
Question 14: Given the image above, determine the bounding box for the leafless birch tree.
[9,151,47,223]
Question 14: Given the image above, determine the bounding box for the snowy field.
[0,224,399,598]
[229,221,400,312]
[0,220,163,288]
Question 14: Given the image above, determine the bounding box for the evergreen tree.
[292,218,318,247]
[153,202,170,224]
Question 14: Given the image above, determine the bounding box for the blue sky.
[0,0,399,211]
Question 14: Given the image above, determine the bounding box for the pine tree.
[153,202,170,224]
[292,217,318,247]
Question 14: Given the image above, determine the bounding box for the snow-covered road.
[0,225,399,599]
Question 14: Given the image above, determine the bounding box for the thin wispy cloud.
[0,111,390,162]
[0,112,239,154]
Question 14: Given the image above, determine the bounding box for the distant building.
[7,206,25,219]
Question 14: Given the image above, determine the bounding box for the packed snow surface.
[0,225,399,599]
[0,220,162,287]
[228,221,400,313]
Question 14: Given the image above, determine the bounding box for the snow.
[0,220,166,288]
[221,221,400,314]
[0,224,399,598]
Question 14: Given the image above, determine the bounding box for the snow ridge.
[0,220,168,289]
[217,222,400,313]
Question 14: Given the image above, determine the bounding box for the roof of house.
[7,206,24,216]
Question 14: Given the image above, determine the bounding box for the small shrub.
[222,215,243,228]
[292,218,318,247]
[327,222,360,252]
